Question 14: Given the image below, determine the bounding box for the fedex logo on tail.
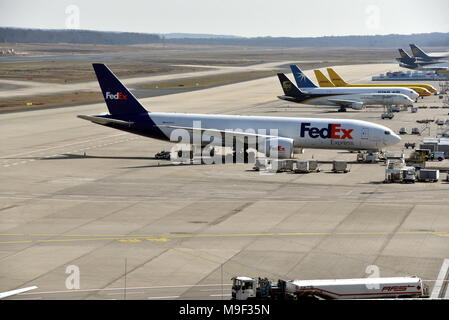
[300,123,353,139]
[105,92,128,100]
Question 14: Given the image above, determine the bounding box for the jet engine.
[259,137,294,159]
[350,101,364,110]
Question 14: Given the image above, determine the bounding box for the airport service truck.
[231,276,428,300]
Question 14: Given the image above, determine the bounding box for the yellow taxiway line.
[0,231,448,245]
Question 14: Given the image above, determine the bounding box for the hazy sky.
[1,0,448,37]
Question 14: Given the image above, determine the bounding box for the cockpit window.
[384,131,391,135]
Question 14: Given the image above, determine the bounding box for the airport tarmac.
[1,63,449,300]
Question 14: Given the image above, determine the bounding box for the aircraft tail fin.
[277,73,304,97]
[290,65,317,88]
[92,63,148,115]
[398,48,412,59]
[313,70,335,87]
[326,68,348,86]
[410,44,430,59]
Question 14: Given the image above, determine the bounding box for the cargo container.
[417,169,439,182]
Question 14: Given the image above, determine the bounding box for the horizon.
[1,0,448,38]
[1,26,448,39]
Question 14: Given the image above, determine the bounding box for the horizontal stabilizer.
[78,115,134,126]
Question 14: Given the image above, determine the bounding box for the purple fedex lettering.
[300,123,353,140]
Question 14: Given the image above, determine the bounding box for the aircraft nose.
[390,132,401,145]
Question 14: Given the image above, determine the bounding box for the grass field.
[0,61,204,83]
[0,91,103,112]
[140,70,281,89]
[0,43,399,112]
[0,60,362,112]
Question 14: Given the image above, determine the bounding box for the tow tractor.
[406,149,429,169]
[231,276,428,300]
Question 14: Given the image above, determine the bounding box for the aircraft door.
[361,128,369,139]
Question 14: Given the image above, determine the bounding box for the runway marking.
[200,288,230,292]
[210,293,231,297]
[147,295,179,299]
[117,239,142,243]
[430,259,449,299]
[1,231,449,245]
[107,291,144,296]
[146,238,170,242]
[0,133,128,159]
[20,283,232,296]
[0,240,34,244]
[1,135,142,168]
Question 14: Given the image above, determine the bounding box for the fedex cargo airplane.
[78,64,401,161]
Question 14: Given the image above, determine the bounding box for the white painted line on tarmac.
[21,283,231,295]
[200,288,229,292]
[0,133,127,159]
[147,295,179,300]
[107,291,144,296]
[431,258,449,299]
[210,293,232,297]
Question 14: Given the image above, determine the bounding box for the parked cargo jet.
[319,68,434,97]
[277,73,413,112]
[78,64,400,160]
[290,65,419,101]
[279,71,414,112]
[410,44,449,62]
[396,48,439,69]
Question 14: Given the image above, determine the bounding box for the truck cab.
[231,277,256,300]
[430,151,445,161]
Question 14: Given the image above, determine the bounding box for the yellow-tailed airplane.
[314,69,430,96]
[321,68,437,96]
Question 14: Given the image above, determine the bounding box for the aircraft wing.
[327,99,363,107]
[158,125,280,141]
[0,286,38,299]
[78,115,134,126]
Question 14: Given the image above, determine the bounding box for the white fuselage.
[302,93,414,107]
[148,113,401,151]
[300,86,419,100]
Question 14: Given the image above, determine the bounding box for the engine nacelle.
[350,101,364,110]
[260,137,294,159]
